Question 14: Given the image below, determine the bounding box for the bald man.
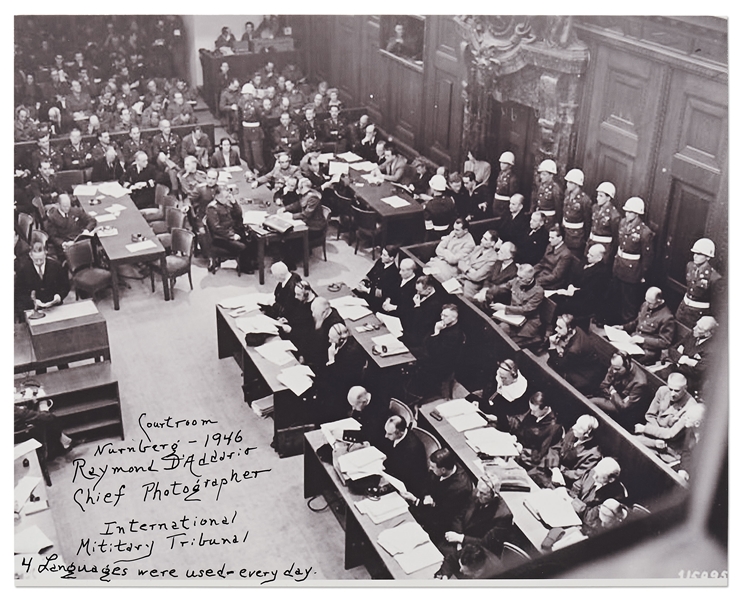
[534,415,602,489]
[261,261,301,319]
[554,243,610,324]
[658,316,718,393]
[346,386,388,447]
[635,373,697,444]
[619,286,676,365]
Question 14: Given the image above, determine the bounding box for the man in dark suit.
[353,246,401,313]
[15,242,70,316]
[181,125,212,169]
[400,275,443,353]
[568,457,628,531]
[555,243,611,323]
[534,224,576,291]
[379,415,428,497]
[90,147,124,182]
[512,392,563,470]
[302,297,344,370]
[209,137,243,169]
[381,257,418,317]
[262,261,302,320]
[517,210,549,266]
[347,385,388,448]
[121,151,158,209]
[499,194,530,245]
[473,241,519,308]
[436,475,514,579]
[401,448,473,542]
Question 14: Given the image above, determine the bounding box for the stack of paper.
[361,173,384,184]
[95,213,117,223]
[126,239,158,253]
[447,412,488,432]
[442,278,463,294]
[370,333,409,357]
[355,492,407,524]
[349,160,377,172]
[394,542,444,575]
[251,396,274,417]
[234,314,280,335]
[218,292,275,312]
[337,151,363,162]
[255,339,297,366]
[328,161,349,176]
[465,428,519,457]
[604,326,645,355]
[242,210,269,226]
[320,417,361,446]
[74,184,98,197]
[317,152,335,163]
[436,398,478,418]
[14,476,42,513]
[381,196,410,208]
[492,310,526,327]
[97,227,119,238]
[97,182,130,198]
[276,364,315,396]
[337,445,386,480]
[377,522,429,556]
[375,313,403,338]
[336,304,373,321]
[524,488,582,528]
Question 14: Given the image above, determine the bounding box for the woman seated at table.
[466,359,529,433]
[546,313,604,396]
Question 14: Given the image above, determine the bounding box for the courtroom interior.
[12,14,728,583]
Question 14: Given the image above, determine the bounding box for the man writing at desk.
[16,241,70,315]
[45,193,96,259]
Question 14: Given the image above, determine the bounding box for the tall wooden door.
[652,70,728,291]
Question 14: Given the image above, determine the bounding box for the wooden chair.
[411,426,441,458]
[154,206,187,251]
[147,195,179,232]
[389,398,416,429]
[350,204,381,259]
[150,228,195,300]
[310,205,332,261]
[140,183,174,222]
[18,212,34,244]
[500,542,530,569]
[66,239,114,303]
[54,169,85,194]
[200,216,241,276]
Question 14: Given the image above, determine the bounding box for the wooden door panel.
[360,18,384,123]
[595,144,634,201]
[334,17,360,104]
[428,74,453,164]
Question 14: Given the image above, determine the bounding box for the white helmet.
[499,151,515,165]
[691,238,715,258]
[565,168,584,186]
[241,83,256,95]
[429,174,447,192]
[538,159,557,174]
[623,196,645,215]
[596,181,616,198]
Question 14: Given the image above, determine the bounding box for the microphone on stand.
[28,290,46,320]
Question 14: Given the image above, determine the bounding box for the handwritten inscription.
[42,412,315,583]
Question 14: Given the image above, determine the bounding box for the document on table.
[447,412,488,432]
[234,314,281,335]
[334,304,373,321]
[218,292,274,311]
[381,195,410,208]
[337,151,363,162]
[524,487,582,528]
[96,227,119,237]
[465,427,520,457]
[361,173,384,184]
[125,239,157,252]
[348,160,377,171]
[14,438,41,461]
[14,525,54,554]
[375,313,403,338]
[394,541,443,575]
[242,210,269,226]
[442,278,463,295]
[381,472,407,495]
[377,522,429,556]
[74,184,98,197]
[604,325,645,355]
[317,152,335,164]
[545,284,578,298]
[218,171,232,183]
[223,165,242,172]
[436,398,478,418]
[329,295,368,307]
[492,309,526,327]
[95,213,117,223]
[320,417,361,446]
[355,492,407,523]
[255,339,296,366]
[276,371,313,396]
[14,475,42,512]
[337,445,386,472]
[97,182,130,198]
[328,161,349,176]
[371,333,409,356]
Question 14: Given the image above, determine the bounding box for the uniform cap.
[565,168,584,186]
[538,159,557,174]
[691,238,715,258]
[623,196,645,215]
[429,174,447,192]
[241,83,256,95]
[596,181,616,198]
[499,151,515,165]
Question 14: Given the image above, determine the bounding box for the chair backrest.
[66,239,95,273]
[165,206,187,231]
[321,205,332,221]
[18,212,34,243]
[171,228,195,258]
[351,204,378,230]
[55,169,85,193]
[389,398,415,429]
[500,542,530,568]
[31,196,46,224]
[155,183,171,206]
[411,426,441,458]
[29,229,49,249]
[631,503,651,516]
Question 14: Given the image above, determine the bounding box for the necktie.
[37,264,44,279]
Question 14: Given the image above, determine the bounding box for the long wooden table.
[418,400,550,554]
[76,182,168,307]
[219,166,310,285]
[303,429,441,579]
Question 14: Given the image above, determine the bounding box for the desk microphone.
[28,291,46,320]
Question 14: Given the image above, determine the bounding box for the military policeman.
[533,159,563,228]
[238,83,265,174]
[492,151,518,219]
[562,168,592,257]
[611,196,654,323]
[675,238,722,328]
[586,181,621,263]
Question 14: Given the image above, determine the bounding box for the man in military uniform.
[298,105,322,145]
[272,112,301,155]
[205,188,254,274]
[30,130,62,174]
[533,159,563,228]
[619,286,676,365]
[561,168,592,257]
[89,129,123,164]
[219,78,241,136]
[180,125,212,169]
[187,168,222,232]
[122,125,151,167]
[611,196,654,324]
[675,238,723,328]
[492,151,518,220]
[488,263,546,350]
[29,160,62,206]
[284,80,305,116]
[177,156,206,202]
[151,119,182,191]
[60,128,92,171]
[238,83,265,174]
[322,105,347,153]
[586,181,621,264]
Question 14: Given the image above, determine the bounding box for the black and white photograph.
[11,7,729,587]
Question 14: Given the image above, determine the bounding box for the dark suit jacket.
[401,291,444,352]
[90,156,124,183]
[121,163,158,209]
[500,210,530,245]
[535,242,575,290]
[361,260,401,312]
[419,322,466,381]
[570,470,628,530]
[45,206,97,252]
[517,226,549,267]
[451,495,514,551]
[513,410,563,469]
[558,261,611,319]
[315,337,368,424]
[537,430,602,488]
[272,273,302,317]
[351,397,389,449]
[388,276,417,316]
[381,430,428,497]
[422,467,473,534]
[210,148,241,169]
[547,327,604,395]
[15,258,70,310]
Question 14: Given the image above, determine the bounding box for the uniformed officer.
[561,168,593,257]
[492,151,518,219]
[188,168,221,231]
[611,196,654,323]
[272,111,300,154]
[238,83,265,174]
[586,181,621,264]
[151,119,182,191]
[177,156,206,202]
[204,187,254,274]
[533,159,563,228]
[322,105,347,153]
[60,128,93,171]
[675,238,722,328]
